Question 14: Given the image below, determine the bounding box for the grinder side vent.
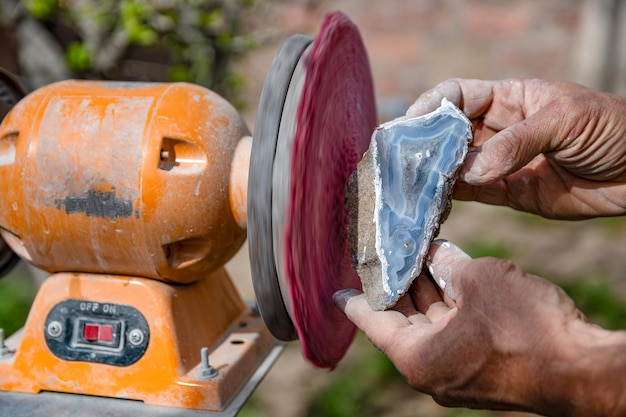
[162,238,213,271]
[158,137,206,173]
[0,131,18,166]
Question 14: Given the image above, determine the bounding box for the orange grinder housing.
[0,80,276,413]
[0,80,248,282]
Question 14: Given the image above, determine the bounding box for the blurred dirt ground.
[224,1,626,416]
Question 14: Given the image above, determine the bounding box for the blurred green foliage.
[119,0,158,46]
[304,341,403,417]
[464,240,511,260]
[588,215,626,236]
[66,41,92,71]
[12,0,259,98]
[561,277,626,330]
[238,396,270,417]
[0,269,34,336]
[22,0,57,19]
[509,208,626,236]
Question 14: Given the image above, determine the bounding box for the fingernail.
[429,239,471,301]
[332,289,361,310]
[406,103,425,118]
[391,115,410,122]
[406,94,440,118]
[431,239,470,258]
[431,239,452,249]
[429,241,450,287]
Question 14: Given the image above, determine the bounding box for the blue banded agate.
[371,99,472,307]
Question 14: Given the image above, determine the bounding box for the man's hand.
[407,79,626,219]
[334,240,626,417]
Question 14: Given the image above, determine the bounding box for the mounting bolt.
[197,347,218,380]
[47,321,63,338]
[0,328,11,358]
[128,329,144,346]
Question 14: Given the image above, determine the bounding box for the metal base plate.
[0,344,284,417]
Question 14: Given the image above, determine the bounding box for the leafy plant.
[463,240,511,260]
[6,0,262,99]
[561,277,626,330]
[22,0,57,19]
[303,337,408,417]
[0,270,35,336]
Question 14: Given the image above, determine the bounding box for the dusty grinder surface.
[249,11,376,368]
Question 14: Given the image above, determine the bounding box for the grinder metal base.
[0,270,281,413]
[0,343,283,417]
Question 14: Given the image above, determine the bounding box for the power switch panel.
[44,299,149,366]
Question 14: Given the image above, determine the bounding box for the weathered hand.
[407,79,626,219]
[334,240,626,416]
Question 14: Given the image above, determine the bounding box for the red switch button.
[83,323,114,342]
[99,325,113,342]
[84,324,99,341]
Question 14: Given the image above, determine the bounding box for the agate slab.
[347,99,472,310]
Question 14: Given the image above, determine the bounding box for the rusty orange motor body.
[0,80,276,413]
[0,80,248,283]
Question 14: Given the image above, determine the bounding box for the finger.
[333,289,415,356]
[441,291,456,309]
[460,100,574,185]
[410,273,441,311]
[425,301,453,323]
[407,79,495,118]
[407,312,431,325]
[452,180,510,206]
[409,273,451,323]
[392,292,430,325]
[427,274,457,308]
[426,239,472,302]
[406,80,463,117]
[392,292,418,316]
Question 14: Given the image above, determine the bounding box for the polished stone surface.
[349,99,472,310]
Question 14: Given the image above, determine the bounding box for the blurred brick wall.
[243,0,625,121]
[3,0,625,120]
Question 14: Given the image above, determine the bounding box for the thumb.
[462,104,566,185]
[426,239,472,302]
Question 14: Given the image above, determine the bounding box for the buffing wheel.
[249,34,312,342]
[249,12,376,368]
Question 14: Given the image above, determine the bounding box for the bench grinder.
[0,11,377,416]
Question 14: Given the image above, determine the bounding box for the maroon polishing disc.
[284,12,376,368]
